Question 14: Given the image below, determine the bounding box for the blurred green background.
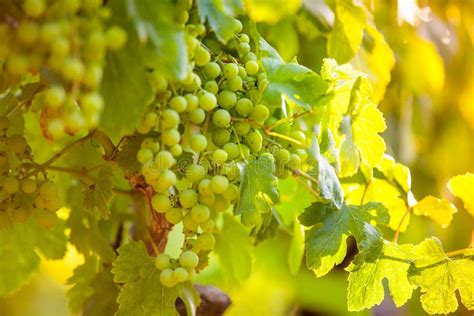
[1,0,473,315]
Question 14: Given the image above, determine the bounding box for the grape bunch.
[132,5,311,287]
[0,0,126,139]
[0,115,60,229]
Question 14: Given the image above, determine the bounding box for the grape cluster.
[0,116,60,229]
[0,0,126,139]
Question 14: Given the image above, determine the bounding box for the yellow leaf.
[245,0,301,24]
[448,173,474,217]
[413,196,457,227]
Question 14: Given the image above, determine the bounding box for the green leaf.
[378,155,412,193]
[214,214,253,286]
[413,196,457,227]
[327,0,367,63]
[66,256,99,313]
[197,0,243,43]
[83,165,115,219]
[236,155,279,227]
[288,220,305,275]
[117,135,148,173]
[347,240,414,311]
[339,115,359,177]
[246,0,301,24]
[408,238,474,314]
[448,172,474,217]
[83,268,119,316]
[0,214,67,296]
[112,240,200,316]
[275,177,314,226]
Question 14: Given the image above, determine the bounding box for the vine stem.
[264,130,308,148]
[264,110,312,131]
[445,247,473,258]
[293,168,319,185]
[392,206,412,243]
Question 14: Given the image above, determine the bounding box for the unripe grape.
[44,86,66,109]
[275,148,290,164]
[149,71,168,92]
[83,63,103,89]
[155,170,177,191]
[61,58,84,82]
[222,161,240,180]
[186,164,206,183]
[170,144,183,156]
[5,55,29,76]
[170,96,187,113]
[194,45,210,66]
[246,130,263,153]
[198,192,215,207]
[189,108,206,124]
[21,179,37,194]
[240,34,250,43]
[23,0,45,17]
[173,267,189,282]
[238,42,250,55]
[245,60,259,75]
[155,253,171,270]
[204,62,221,79]
[224,63,239,79]
[12,207,30,223]
[227,76,243,91]
[154,150,176,169]
[51,37,71,57]
[143,112,159,128]
[250,104,270,122]
[194,232,215,251]
[212,195,230,212]
[223,184,239,201]
[234,121,250,136]
[141,138,160,152]
[200,219,215,233]
[7,134,28,154]
[152,194,173,213]
[183,214,199,232]
[179,250,199,268]
[17,22,38,46]
[184,94,198,111]
[36,210,58,229]
[223,143,239,159]
[210,175,229,194]
[3,177,20,194]
[161,109,180,128]
[233,19,243,33]
[163,129,181,147]
[165,208,183,224]
[179,189,198,208]
[212,149,228,164]
[244,52,257,62]
[198,179,213,196]
[199,92,217,111]
[212,109,231,127]
[106,26,127,50]
[183,73,202,92]
[240,144,250,159]
[236,98,253,117]
[238,65,247,79]
[217,90,237,109]
[137,148,154,164]
[191,204,210,223]
[204,81,219,95]
[190,134,207,152]
[211,128,230,147]
[160,268,177,287]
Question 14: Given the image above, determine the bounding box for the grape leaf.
[83,165,115,219]
[197,0,244,43]
[117,135,149,173]
[82,268,119,316]
[245,0,301,24]
[448,172,474,217]
[214,214,253,286]
[339,115,359,177]
[347,238,414,311]
[0,215,67,296]
[66,256,99,313]
[236,155,279,227]
[302,202,388,277]
[413,196,457,227]
[112,240,200,316]
[288,220,305,275]
[275,177,314,226]
[408,238,474,314]
[377,154,412,193]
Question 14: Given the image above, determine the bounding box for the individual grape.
[23,0,45,18]
[165,208,183,224]
[211,128,230,147]
[154,170,177,192]
[222,184,239,201]
[44,85,66,109]
[83,63,103,89]
[173,267,189,283]
[7,134,28,154]
[61,58,85,82]
[105,26,127,50]
[237,42,250,55]
[194,232,215,251]
[250,104,270,122]
[141,138,160,152]
[198,179,213,196]
[212,149,228,164]
[240,34,250,43]
[249,88,261,102]
[200,219,215,233]
[198,192,215,207]
[244,52,257,62]
[190,134,207,152]
[160,268,177,288]
[191,204,210,223]
[3,177,20,194]
[80,92,104,115]
[289,153,302,169]
[21,178,37,194]
[36,210,58,229]
[137,148,154,164]
[183,214,199,232]
[212,109,231,128]
[12,207,30,223]
[149,71,168,92]
[179,189,198,208]
[152,194,173,213]
[170,96,187,113]
[186,164,206,183]
[161,109,180,128]
[5,55,29,76]
[210,175,229,194]
[246,130,263,153]
[224,63,239,79]
[226,76,243,91]
[44,195,60,211]
[222,161,240,180]
[155,253,171,270]
[234,121,250,136]
[240,144,250,159]
[245,60,259,75]
[0,116,10,131]
[189,108,206,124]
[204,62,221,79]
[179,250,199,269]
[194,45,211,66]
[223,143,239,159]
[217,90,237,109]
[153,150,176,170]
[236,98,253,117]
[204,80,219,95]
[199,92,217,111]
[170,144,183,156]
[233,19,243,33]
[275,148,290,164]
[144,112,159,127]
[163,129,181,147]
[184,94,199,111]
[183,73,202,92]
[212,195,230,212]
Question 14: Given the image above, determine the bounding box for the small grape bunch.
[155,251,199,287]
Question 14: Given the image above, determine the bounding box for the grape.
[227,76,243,91]
[154,170,177,192]
[152,194,173,213]
[250,104,270,122]
[236,98,253,116]
[238,42,250,55]
[289,153,302,169]
[170,96,187,113]
[149,71,168,92]
[212,109,231,127]
[44,86,66,109]
[191,204,210,223]
[275,148,290,164]
[179,189,198,208]
[198,179,213,196]
[165,208,183,224]
[200,219,215,233]
[137,148,154,164]
[222,161,240,180]
[212,195,230,212]
[36,210,58,229]
[144,112,159,127]
[170,144,183,156]
[211,128,230,147]
[224,63,239,79]
[210,175,229,194]
[190,134,207,152]
[23,0,45,18]
[61,58,85,82]
[173,267,189,283]
[161,109,180,128]
[183,214,199,232]
[83,63,103,89]
[0,116,10,131]
[141,138,160,152]
[80,92,104,115]
[21,179,37,194]
[194,232,215,251]
[186,164,206,183]
[204,80,219,95]
[105,26,127,50]
[217,90,237,109]
[212,149,228,164]
[234,121,250,136]
[233,19,243,33]
[189,108,206,124]
[240,144,250,159]
[199,92,217,111]
[246,130,263,153]
[183,73,202,92]
[223,184,239,201]
[163,129,181,147]
[238,65,247,79]
[5,55,29,76]
[160,268,177,287]
[153,150,176,170]
[194,45,211,66]
[7,134,28,154]
[223,143,239,159]
[155,253,171,270]
[179,250,199,268]
[240,34,250,43]
[3,177,20,194]
[198,192,215,207]
[245,60,259,75]
[204,62,221,79]
[184,94,199,111]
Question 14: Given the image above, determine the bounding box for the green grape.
[83,63,103,89]
[173,267,189,283]
[47,119,66,138]
[240,34,250,43]
[217,90,237,109]
[240,144,250,159]
[175,9,189,24]
[198,192,215,207]
[198,179,213,196]
[246,130,263,153]
[212,195,230,212]
[234,121,250,136]
[184,94,199,111]
[191,204,210,223]
[44,195,60,211]
[202,81,217,95]
[204,62,221,79]
[149,71,168,92]
[61,58,85,82]
[3,177,20,194]
[12,207,30,223]
[245,60,259,75]
[80,92,104,115]
[106,26,127,50]
[275,148,290,163]
[186,164,206,183]
[144,112,159,127]
[258,79,269,92]
[189,108,206,124]
[161,109,180,128]
[238,42,250,55]
[23,0,45,17]
[36,210,58,229]
[200,219,215,233]
[199,92,217,111]
[44,85,66,109]
[141,138,160,152]
[289,153,302,169]
[224,63,239,79]
[222,161,240,180]
[223,143,239,159]
[182,214,199,232]
[0,116,10,131]
[211,128,230,147]
[194,232,215,251]
[210,175,229,194]
[179,189,198,208]
[179,250,199,269]
[170,144,183,156]
[190,134,207,152]
[275,167,291,179]
[165,208,183,224]
[155,253,171,270]
[5,55,29,76]
[153,150,176,170]
[152,194,173,213]
[236,98,253,116]
[227,76,243,91]
[233,19,243,33]
[194,45,211,66]
[249,88,261,102]
[238,65,247,79]
[222,184,239,201]
[154,170,177,192]
[21,178,37,194]
[250,104,270,122]
[170,96,188,113]
[244,52,257,62]
[212,109,231,128]
[163,129,181,147]
[7,134,28,155]
[160,268,177,287]
[212,149,228,164]
[137,148,154,164]
[183,73,202,92]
